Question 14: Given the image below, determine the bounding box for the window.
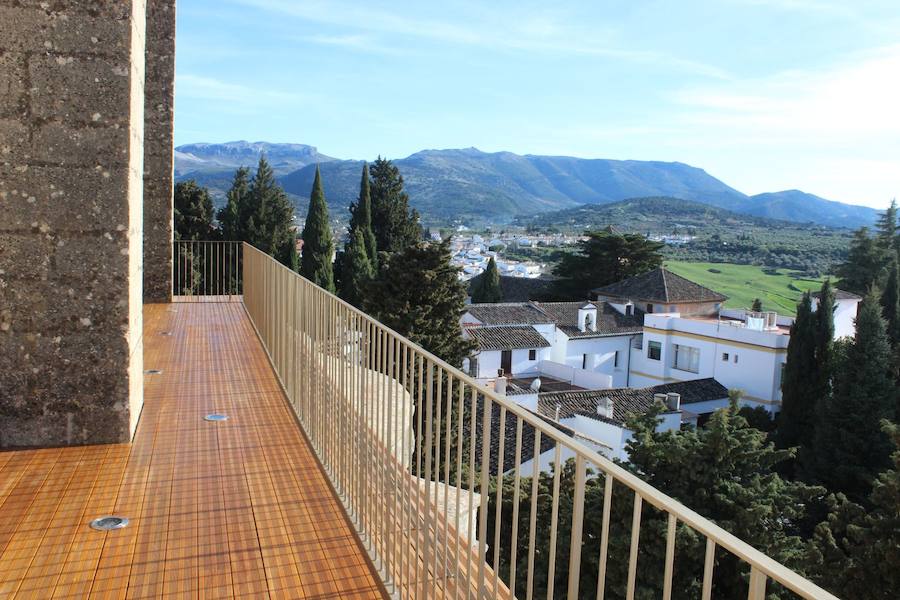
[647,341,661,361]
[582,353,589,369]
[673,344,700,373]
[733,354,739,364]
[528,349,536,361]
[722,352,729,361]
[614,351,619,368]
[468,357,478,377]
[646,303,654,314]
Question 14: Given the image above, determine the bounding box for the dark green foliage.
[805,422,900,599]
[369,156,422,253]
[810,293,897,502]
[553,230,663,299]
[470,257,503,303]
[299,166,335,292]
[876,198,899,254]
[836,227,887,295]
[365,240,473,367]
[174,180,215,241]
[349,163,378,270]
[751,297,763,312]
[217,167,248,242]
[217,158,297,269]
[881,258,900,347]
[738,404,777,434]
[776,294,818,461]
[339,229,374,308]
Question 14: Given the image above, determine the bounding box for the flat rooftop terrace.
[0,302,385,599]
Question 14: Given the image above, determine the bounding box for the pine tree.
[174,180,215,241]
[552,230,664,299]
[881,257,900,347]
[369,156,422,253]
[776,293,818,454]
[751,297,763,312]
[805,421,900,599]
[217,167,249,241]
[876,198,899,254]
[836,227,887,295]
[349,163,378,270]
[471,257,503,303]
[248,156,296,267]
[365,240,474,366]
[299,166,335,292]
[810,292,897,502]
[339,228,374,308]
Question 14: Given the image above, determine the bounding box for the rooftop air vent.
[90,516,128,531]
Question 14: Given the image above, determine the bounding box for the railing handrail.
[240,241,840,600]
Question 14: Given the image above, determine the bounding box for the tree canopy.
[369,156,422,254]
[552,230,663,299]
[471,256,503,303]
[299,166,335,292]
[174,180,214,241]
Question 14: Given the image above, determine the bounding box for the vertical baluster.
[454,377,465,600]
[546,445,562,600]
[663,513,677,600]
[625,494,643,600]
[432,367,443,591]
[567,456,587,600]
[508,419,523,599]
[596,473,613,600]
[442,375,453,588]
[747,566,767,600]
[702,539,716,600]
[465,386,477,600]
[525,430,541,600]
[422,359,435,600]
[492,406,506,597]
[476,396,492,599]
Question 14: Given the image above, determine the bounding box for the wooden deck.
[0,302,387,599]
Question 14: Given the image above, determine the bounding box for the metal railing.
[172,240,243,301]
[239,242,839,600]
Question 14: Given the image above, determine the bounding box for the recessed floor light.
[144,369,162,375]
[159,331,172,336]
[90,516,128,531]
[205,414,229,422]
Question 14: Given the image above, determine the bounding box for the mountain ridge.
[173,142,879,228]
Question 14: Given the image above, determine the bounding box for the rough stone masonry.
[0,1,175,447]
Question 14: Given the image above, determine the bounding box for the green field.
[664,261,828,316]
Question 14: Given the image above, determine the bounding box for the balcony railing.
[183,241,839,600]
[173,240,243,300]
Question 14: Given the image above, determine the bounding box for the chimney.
[578,304,598,332]
[665,393,681,411]
[653,393,669,408]
[555,403,562,421]
[495,377,507,396]
[596,397,614,419]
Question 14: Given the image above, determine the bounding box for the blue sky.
[175,0,899,208]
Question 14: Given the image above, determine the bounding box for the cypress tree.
[811,292,897,502]
[776,293,818,454]
[369,156,422,253]
[339,228,374,308]
[882,258,900,347]
[299,166,335,292]
[349,163,378,270]
[876,198,898,254]
[836,227,887,295]
[218,167,249,241]
[471,257,503,303]
[751,297,763,312]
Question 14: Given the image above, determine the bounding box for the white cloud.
[176,74,316,106]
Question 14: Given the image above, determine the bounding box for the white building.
[460,301,643,389]
[594,268,861,412]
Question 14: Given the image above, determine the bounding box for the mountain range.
[173,141,879,228]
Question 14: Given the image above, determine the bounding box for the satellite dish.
[530,378,542,392]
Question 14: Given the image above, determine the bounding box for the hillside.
[174,143,880,228]
[520,197,852,273]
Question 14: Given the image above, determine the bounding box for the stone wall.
[143,0,175,302]
[0,0,148,447]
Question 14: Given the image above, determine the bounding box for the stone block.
[30,121,130,167]
[0,234,53,281]
[0,164,131,232]
[0,51,26,119]
[0,5,130,56]
[0,118,30,163]
[29,54,131,126]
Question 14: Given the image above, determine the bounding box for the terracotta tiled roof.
[465,303,551,325]
[592,268,727,304]
[467,325,551,351]
[537,378,729,426]
[533,301,643,338]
